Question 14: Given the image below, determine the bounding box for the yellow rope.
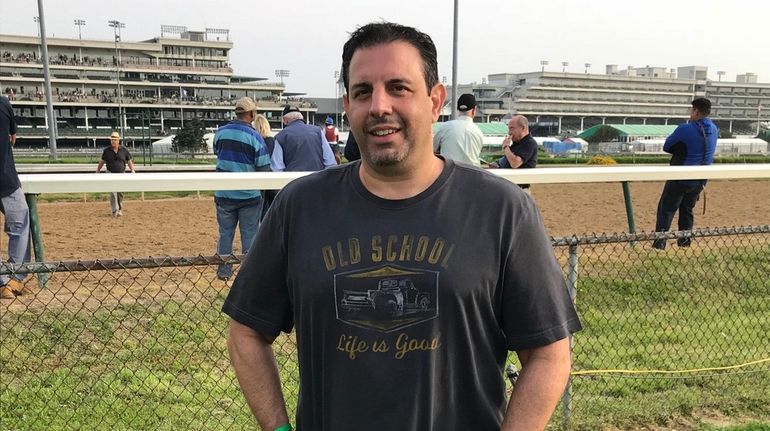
[571,357,770,376]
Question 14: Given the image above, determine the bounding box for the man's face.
[343,41,445,169]
[110,137,120,148]
[507,119,527,142]
[689,106,700,121]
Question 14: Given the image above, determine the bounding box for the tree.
[172,118,207,155]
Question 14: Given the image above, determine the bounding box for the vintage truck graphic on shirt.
[341,277,431,317]
[334,265,438,332]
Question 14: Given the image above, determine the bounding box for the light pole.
[334,70,340,128]
[74,19,85,63]
[34,2,57,159]
[108,20,126,138]
[717,71,725,82]
[33,16,41,59]
[562,61,569,73]
[275,69,290,105]
[584,63,591,74]
[540,60,548,72]
[275,69,290,86]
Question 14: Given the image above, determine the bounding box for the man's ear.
[430,84,447,122]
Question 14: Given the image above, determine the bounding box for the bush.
[586,156,618,165]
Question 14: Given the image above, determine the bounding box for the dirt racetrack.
[20,179,770,261]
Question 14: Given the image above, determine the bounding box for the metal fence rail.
[2,226,769,430]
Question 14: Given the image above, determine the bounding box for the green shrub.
[586,155,618,165]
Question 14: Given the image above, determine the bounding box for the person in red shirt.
[324,117,341,164]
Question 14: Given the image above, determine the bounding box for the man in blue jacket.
[653,97,717,249]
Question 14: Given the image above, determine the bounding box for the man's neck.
[359,154,444,200]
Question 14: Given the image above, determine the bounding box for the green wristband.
[274,424,292,431]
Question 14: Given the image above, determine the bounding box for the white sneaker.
[116,210,123,217]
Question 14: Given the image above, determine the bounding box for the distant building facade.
[0,28,316,147]
[445,65,769,136]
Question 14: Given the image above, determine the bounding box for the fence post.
[24,193,48,288]
[562,242,579,429]
[621,181,637,247]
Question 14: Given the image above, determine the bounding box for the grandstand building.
[451,65,769,136]
[0,28,315,147]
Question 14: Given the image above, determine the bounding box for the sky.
[1,0,768,98]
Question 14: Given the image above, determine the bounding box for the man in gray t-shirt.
[224,22,581,431]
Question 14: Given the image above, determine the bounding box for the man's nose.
[368,87,393,117]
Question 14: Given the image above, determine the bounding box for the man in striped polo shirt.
[213,97,271,281]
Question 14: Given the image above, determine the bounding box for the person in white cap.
[96,131,135,217]
[270,106,337,172]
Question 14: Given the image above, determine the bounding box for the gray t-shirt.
[223,159,581,431]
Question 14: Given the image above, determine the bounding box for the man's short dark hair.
[692,97,711,116]
[342,22,439,95]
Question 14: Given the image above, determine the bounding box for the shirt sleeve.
[499,195,582,350]
[496,155,510,168]
[663,125,686,152]
[222,196,294,337]
[253,134,271,169]
[271,140,286,172]
[511,140,537,166]
[8,105,16,136]
[320,132,336,167]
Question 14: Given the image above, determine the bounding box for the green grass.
[560,244,770,430]
[1,245,768,430]
[0,296,270,430]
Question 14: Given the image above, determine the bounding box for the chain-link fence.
[2,226,768,430]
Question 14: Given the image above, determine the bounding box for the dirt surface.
[21,178,769,261]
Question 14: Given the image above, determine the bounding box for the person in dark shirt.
[0,95,32,299]
[96,131,135,217]
[343,129,361,162]
[223,22,580,431]
[490,115,538,192]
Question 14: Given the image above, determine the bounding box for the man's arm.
[96,159,105,173]
[228,320,290,430]
[127,159,136,173]
[10,133,16,146]
[501,138,524,169]
[663,125,685,153]
[501,337,572,430]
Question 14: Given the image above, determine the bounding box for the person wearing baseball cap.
[96,130,136,217]
[212,96,271,281]
[432,93,484,167]
[270,105,337,171]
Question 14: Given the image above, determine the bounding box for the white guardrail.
[18,164,770,194]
